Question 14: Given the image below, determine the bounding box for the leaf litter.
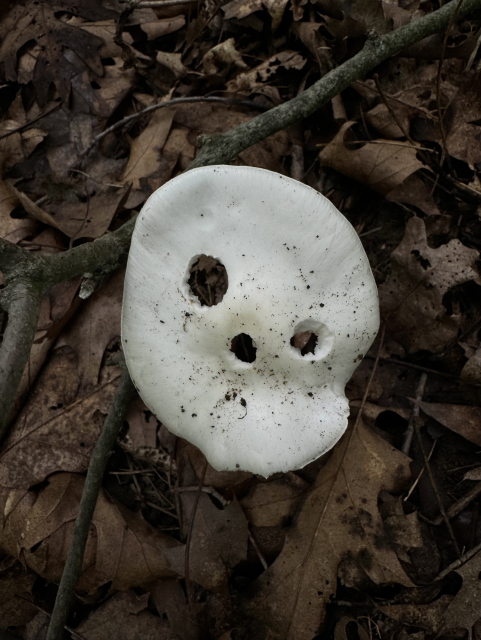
[2,0,481,638]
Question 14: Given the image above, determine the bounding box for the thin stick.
[82,96,269,158]
[402,372,428,455]
[411,373,461,557]
[434,481,481,526]
[184,459,208,605]
[404,440,436,500]
[46,356,136,640]
[436,539,481,580]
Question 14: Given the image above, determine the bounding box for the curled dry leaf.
[244,420,413,640]
[379,217,480,354]
[0,473,184,594]
[227,50,306,93]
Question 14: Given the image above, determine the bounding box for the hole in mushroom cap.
[187,254,228,306]
[291,331,318,356]
[231,333,257,363]
[290,320,334,360]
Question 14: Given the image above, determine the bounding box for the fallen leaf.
[0,353,119,490]
[122,108,175,189]
[0,563,37,627]
[140,16,186,39]
[227,50,306,93]
[414,401,481,447]
[57,269,124,391]
[156,51,189,78]
[181,492,249,591]
[241,473,308,527]
[0,473,183,593]
[77,591,179,640]
[203,38,248,75]
[380,596,452,634]
[319,121,425,197]
[379,217,480,354]
[151,579,201,640]
[245,420,413,640]
[0,3,104,106]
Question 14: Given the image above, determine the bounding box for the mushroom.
[121,165,379,477]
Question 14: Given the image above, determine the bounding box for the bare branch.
[46,356,136,640]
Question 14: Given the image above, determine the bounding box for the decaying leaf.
[245,420,412,640]
[0,3,104,105]
[0,355,118,490]
[414,400,481,447]
[181,492,249,591]
[379,217,480,354]
[77,591,179,640]
[122,109,175,190]
[0,473,184,593]
[241,473,308,527]
[0,563,37,628]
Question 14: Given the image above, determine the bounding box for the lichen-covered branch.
[46,356,136,640]
[190,0,481,169]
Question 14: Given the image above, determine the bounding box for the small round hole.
[290,331,318,356]
[231,333,256,363]
[187,255,228,306]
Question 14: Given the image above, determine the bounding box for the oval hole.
[187,255,228,306]
[231,333,256,363]
[290,331,318,356]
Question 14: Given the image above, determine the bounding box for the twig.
[402,372,428,455]
[436,540,481,580]
[46,356,136,640]
[82,96,269,158]
[364,354,480,384]
[184,459,208,605]
[433,481,481,526]
[249,529,269,571]
[411,373,461,557]
[436,0,465,172]
[404,440,436,500]
[190,0,481,169]
[0,101,62,141]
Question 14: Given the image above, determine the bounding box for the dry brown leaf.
[319,121,424,197]
[77,591,179,640]
[380,596,452,634]
[151,579,201,640]
[461,346,481,385]
[0,473,183,594]
[0,563,37,628]
[203,38,248,75]
[227,50,306,93]
[140,16,186,39]
[413,401,481,447]
[122,108,175,189]
[180,441,252,490]
[0,3,104,105]
[181,492,249,591]
[46,186,130,241]
[0,354,119,490]
[0,179,36,244]
[241,473,308,527]
[245,420,412,640]
[77,20,134,58]
[57,269,124,391]
[156,51,189,78]
[379,217,480,354]
[7,183,69,234]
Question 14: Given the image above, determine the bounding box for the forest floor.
[2,1,481,639]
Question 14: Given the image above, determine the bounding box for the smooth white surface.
[122,166,379,476]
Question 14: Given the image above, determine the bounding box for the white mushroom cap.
[121,166,379,477]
